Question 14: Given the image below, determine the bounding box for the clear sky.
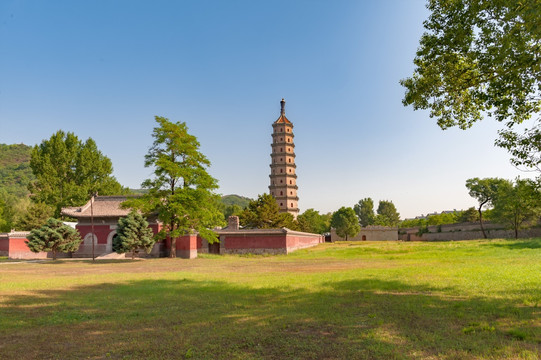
[0,1,534,218]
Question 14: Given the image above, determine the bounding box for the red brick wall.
[225,234,287,249]
[0,236,8,253]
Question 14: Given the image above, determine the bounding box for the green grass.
[1,239,540,359]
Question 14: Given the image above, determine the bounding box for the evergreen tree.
[113,211,155,259]
[124,116,224,258]
[331,207,360,241]
[26,218,82,260]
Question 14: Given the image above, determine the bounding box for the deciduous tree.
[354,198,376,227]
[15,202,53,231]
[465,177,510,238]
[240,193,298,230]
[375,200,400,227]
[124,117,224,257]
[113,211,155,259]
[297,208,331,234]
[491,178,541,239]
[331,207,360,241]
[29,131,126,216]
[26,218,82,260]
[402,0,541,170]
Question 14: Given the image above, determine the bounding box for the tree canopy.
[491,178,541,239]
[331,207,360,241]
[239,193,298,230]
[297,208,331,234]
[466,177,510,238]
[29,131,126,217]
[354,198,376,227]
[375,200,401,227]
[124,117,224,257]
[26,218,82,260]
[402,0,541,170]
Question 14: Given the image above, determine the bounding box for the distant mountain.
[221,194,252,208]
[0,144,34,198]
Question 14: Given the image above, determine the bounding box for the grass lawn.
[0,239,540,359]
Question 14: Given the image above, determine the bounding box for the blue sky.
[0,1,534,218]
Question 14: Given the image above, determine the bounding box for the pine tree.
[26,218,82,260]
[113,211,155,259]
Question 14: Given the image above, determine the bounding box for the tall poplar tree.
[125,116,224,258]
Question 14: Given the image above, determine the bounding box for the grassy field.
[0,239,540,360]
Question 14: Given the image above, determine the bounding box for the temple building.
[269,98,300,218]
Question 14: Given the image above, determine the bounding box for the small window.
[291,203,293,207]
[280,180,283,183]
[280,138,283,141]
[280,169,283,173]
[288,158,291,163]
[289,169,291,173]
[287,128,290,132]
[290,191,293,195]
[280,148,283,152]
[289,180,292,184]
[280,203,283,206]
[280,191,283,195]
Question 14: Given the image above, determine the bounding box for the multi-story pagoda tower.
[269,98,299,218]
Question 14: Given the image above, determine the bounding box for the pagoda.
[269,98,299,218]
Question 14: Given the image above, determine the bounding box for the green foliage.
[113,211,155,259]
[0,143,34,198]
[219,195,252,222]
[466,177,511,237]
[458,207,480,223]
[400,217,427,228]
[221,195,252,208]
[491,178,541,239]
[0,190,29,232]
[124,117,224,257]
[375,200,400,227]
[26,218,82,260]
[239,193,298,230]
[29,131,127,217]
[297,208,331,234]
[354,198,376,227]
[401,0,541,170]
[223,204,243,220]
[15,202,53,231]
[331,207,360,240]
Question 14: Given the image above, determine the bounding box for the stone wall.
[330,227,398,242]
[399,222,541,241]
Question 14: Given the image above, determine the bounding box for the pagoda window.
[280,169,283,173]
[291,203,293,207]
[280,191,283,195]
[289,180,292,184]
[280,203,283,206]
[280,180,283,183]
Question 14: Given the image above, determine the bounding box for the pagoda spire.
[269,99,299,219]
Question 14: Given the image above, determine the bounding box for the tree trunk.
[52,249,57,261]
[478,205,487,239]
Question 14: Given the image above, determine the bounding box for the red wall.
[76,225,112,244]
[225,234,287,249]
[9,237,31,252]
[0,237,8,252]
[286,235,322,249]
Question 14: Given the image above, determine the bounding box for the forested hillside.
[0,143,34,198]
[221,194,252,208]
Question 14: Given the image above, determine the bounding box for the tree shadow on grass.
[0,278,539,360]
[481,238,541,250]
